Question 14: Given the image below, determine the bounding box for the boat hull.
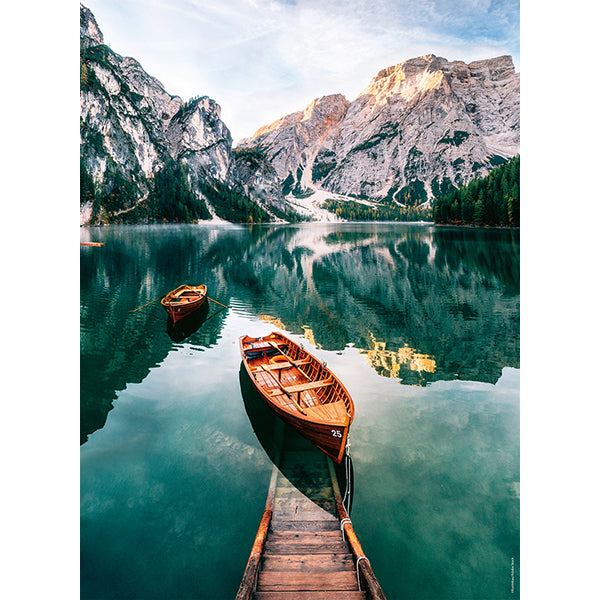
[161,285,207,323]
[257,391,350,464]
[239,332,354,464]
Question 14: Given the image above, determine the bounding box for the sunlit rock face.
[240,54,520,205]
[238,94,350,195]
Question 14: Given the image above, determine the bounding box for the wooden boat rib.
[160,284,207,323]
[239,332,355,464]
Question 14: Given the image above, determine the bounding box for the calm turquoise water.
[80,223,519,599]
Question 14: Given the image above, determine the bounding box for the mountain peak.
[361,54,517,102]
[240,52,519,205]
[243,93,349,143]
[80,3,104,48]
[301,93,350,124]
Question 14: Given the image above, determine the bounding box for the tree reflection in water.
[81,223,519,441]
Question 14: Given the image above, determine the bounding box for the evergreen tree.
[148,160,210,222]
[433,155,519,227]
[80,159,95,204]
[102,171,136,214]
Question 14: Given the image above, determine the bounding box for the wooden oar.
[258,368,307,416]
[127,296,162,313]
[207,296,228,308]
[250,345,307,415]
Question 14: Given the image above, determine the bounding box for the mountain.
[238,54,520,207]
[80,3,519,223]
[80,4,286,225]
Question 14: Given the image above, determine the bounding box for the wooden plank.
[254,593,366,600]
[282,379,333,393]
[272,508,337,522]
[256,570,359,591]
[268,531,343,542]
[261,359,311,372]
[272,502,330,514]
[275,486,333,498]
[291,358,311,366]
[261,553,355,572]
[261,362,293,371]
[301,402,349,422]
[269,519,340,532]
[264,541,351,554]
[273,496,329,510]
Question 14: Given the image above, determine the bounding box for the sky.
[83,0,520,144]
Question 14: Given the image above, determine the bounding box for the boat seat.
[260,358,311,372]
[260,362,293,371]
[282,378,333,393]
[291,358,311,366]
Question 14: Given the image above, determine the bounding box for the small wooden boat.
[160,284,207,323]
[239,332,355,464]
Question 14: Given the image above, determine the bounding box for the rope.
[355,556,370,591]
[342,440,352,513]
[340,517,351,541]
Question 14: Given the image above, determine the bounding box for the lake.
[80,222,519,599]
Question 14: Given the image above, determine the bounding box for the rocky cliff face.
[81,2,519,223]
[80,4,284,224]
[239,54,519,206]
[240,94,350,194]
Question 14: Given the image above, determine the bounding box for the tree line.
[80,159,270,224]
[433,155,520,227]
[324,199,432,222]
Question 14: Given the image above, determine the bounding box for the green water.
[80,222,519,599]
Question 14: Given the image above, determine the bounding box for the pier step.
[262,553,355,571]
[256,570,360,592]
[269,519,339,532]
[265,529,348,554]
[254,593,367,600]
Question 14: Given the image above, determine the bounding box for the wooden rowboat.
[160,284,207,323]
[239,332,355,464]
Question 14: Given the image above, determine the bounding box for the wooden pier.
[236,445,386,600]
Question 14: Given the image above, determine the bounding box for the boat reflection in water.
[239,366,354,515]
[166,300,210,342]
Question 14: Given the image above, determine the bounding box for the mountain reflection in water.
[80,223,519,441]
[81,222,519,600]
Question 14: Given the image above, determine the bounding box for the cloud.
[83,0,519,142]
